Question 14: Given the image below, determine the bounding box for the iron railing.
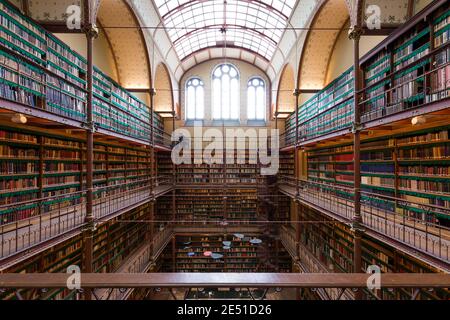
[0,178,160,260]
[278,176,450,263]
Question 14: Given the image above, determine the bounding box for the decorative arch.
[154,63,174,114]
[276,64,296,117]
[96,0,151,89]
[298,0,350,90]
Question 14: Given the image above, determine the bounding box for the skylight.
[153,0,294,60]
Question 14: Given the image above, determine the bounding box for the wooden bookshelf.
[0,203,151,300]
[0,0,165,144]
[305,126,450,226]
[279,151,294,177]
[162,235,291,273]
[297,206,449,300]
[285,2,449,146]
[0,125,152,225]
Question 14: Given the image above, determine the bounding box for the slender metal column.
[82,20,98,301]
[293,89,300,198]
[150,88,156,193]
[349,25,364,300]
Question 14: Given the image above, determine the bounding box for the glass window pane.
[222,74,230,119]
[248,86,255,119]
[196,86,204,119]
[230,78,239,119]
[256,85,265,120]
[187,85,195,119]
[213,78,221,119]
[155,0,294,60]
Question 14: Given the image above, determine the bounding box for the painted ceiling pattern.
[154,64,174,112]
[153,0,295,61]
[97,0,150,89]
[299,0,349,89]
[276,64,296,115]
[27,0,82,21]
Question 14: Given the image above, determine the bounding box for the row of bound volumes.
[0,0,166,145]
[399,178,450,193]
[288,5,449,146]
[398,145,450,159]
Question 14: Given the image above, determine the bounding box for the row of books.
[0,49,43,81]
[0,177,36,191]
[286,6,449,145]
[0,129,37,143]
[0,161,37,174]
[299,99,353,140]
[428,48,450,102]
[398,164,450,176]
[397,129,449,145]
[0,1,46,40]
[0,81,41,106]
[365,53,390,86]
[0,0,166,144]
[0,20,44,61]
[361,176,395,187]
[393,28,429,63]
[0,145,37,158]
[398,145,450,159]
[47,35,86,70]
[399,178,450,193]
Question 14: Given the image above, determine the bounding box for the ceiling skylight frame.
[153,0,294,60]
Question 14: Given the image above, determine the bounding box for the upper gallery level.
[282,1,449,148]
[0,0,168,147]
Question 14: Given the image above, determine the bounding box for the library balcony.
[278,176,450,269]
[0,273,449,301]
[0,177,174,264]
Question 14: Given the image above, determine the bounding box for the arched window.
[185,78,204,120]
[247,77,266,120]
[212,64,239,120]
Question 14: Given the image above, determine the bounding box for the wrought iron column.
[82,15,99,301]
[150,88,156,193]
[293,89,300,198]
[349,25,364,300]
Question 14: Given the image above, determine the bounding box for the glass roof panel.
[153,0,294,60]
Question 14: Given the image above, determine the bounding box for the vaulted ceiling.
[16,0,421,93]
[153,0,295,61]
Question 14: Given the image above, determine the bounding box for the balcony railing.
[282,44,450,147]
[0,178,162,261]
[278,177,450,263]
[93,227,174,300]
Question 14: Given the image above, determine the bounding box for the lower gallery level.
[0,0,449,301]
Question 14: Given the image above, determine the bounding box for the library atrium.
[0,0,449,301]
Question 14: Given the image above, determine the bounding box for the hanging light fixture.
[411,116,426,126]
[11,113,27,124]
